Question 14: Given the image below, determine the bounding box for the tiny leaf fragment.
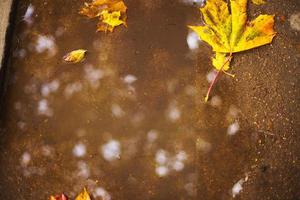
[75,188,91,200]
[252,0,266,5]
[49,194,68,200]
[63,49,87,63]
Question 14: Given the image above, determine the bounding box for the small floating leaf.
[75,188,91,200]
[63,49,87,63]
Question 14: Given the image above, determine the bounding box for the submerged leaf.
[80,0,127,32]
[188,0,276,101]
[99,10,126,32]
[75,188,91,200]
[63,49,87,63]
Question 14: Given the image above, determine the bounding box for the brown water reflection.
[0,0,253,199]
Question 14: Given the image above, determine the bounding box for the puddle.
[0,0,254,199]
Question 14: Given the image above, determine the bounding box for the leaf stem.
[205,52,233,102]
[222,70,235,78]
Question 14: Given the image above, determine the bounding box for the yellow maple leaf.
[80,0,127,32]
[63,49,87,63]
[188,0,276,101]
[75,188,91,200]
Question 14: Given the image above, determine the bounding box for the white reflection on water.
[20,152,31,167]
[206,69,217,83]
[38,99,53,117]
[176,151,188,162]
[155,149,188,177]
[111,104,125,118]
[64,82,82,99]
[101,140,121,161]
[93,187,111,200]
[187,31,201,50]
[232,179,243,198]
[41,80,60,97]
[180,0,206,6]
[147,129,159,143]
[84,64,104,89]
[73,143,87,158]
[123,74,137,84]
[155,149,168,165]
[227,121,240,136]
[35,35,57,57]
[76,161,90,179]
[156,166,169,177]
[166,101,181,122]
[23,4,35,26]
[231,174,249,198]
[172,160,185,171]
[20,151,45,177]
[210,95,222,108]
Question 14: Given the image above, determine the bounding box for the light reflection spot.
[111,104,125,118]
[23,4,35,25]
[155,149,168,165]
[94,187,111,200]
[187,31,201,50]
[38,99,53,117]
[20,152,31,167]
[101,140,121,161]
[76,161,90,179]
[232,179,244,198]
[147,130,158,143]
[123,74,137,84]
[35,35,57,57]
[227,121,240,136]
[73,143,87,158]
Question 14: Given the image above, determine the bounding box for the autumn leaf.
[80,0,127,32]
[49,194,68,200]
[75,188,91,200]
[63,49,87,63]
[188,0,276,101]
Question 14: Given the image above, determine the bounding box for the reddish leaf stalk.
[205,52,233,102]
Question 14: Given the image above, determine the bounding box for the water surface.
[0,0,252,199]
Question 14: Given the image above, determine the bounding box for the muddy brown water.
[0,0,299,200]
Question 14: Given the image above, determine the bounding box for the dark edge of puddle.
[0,0,20,113]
